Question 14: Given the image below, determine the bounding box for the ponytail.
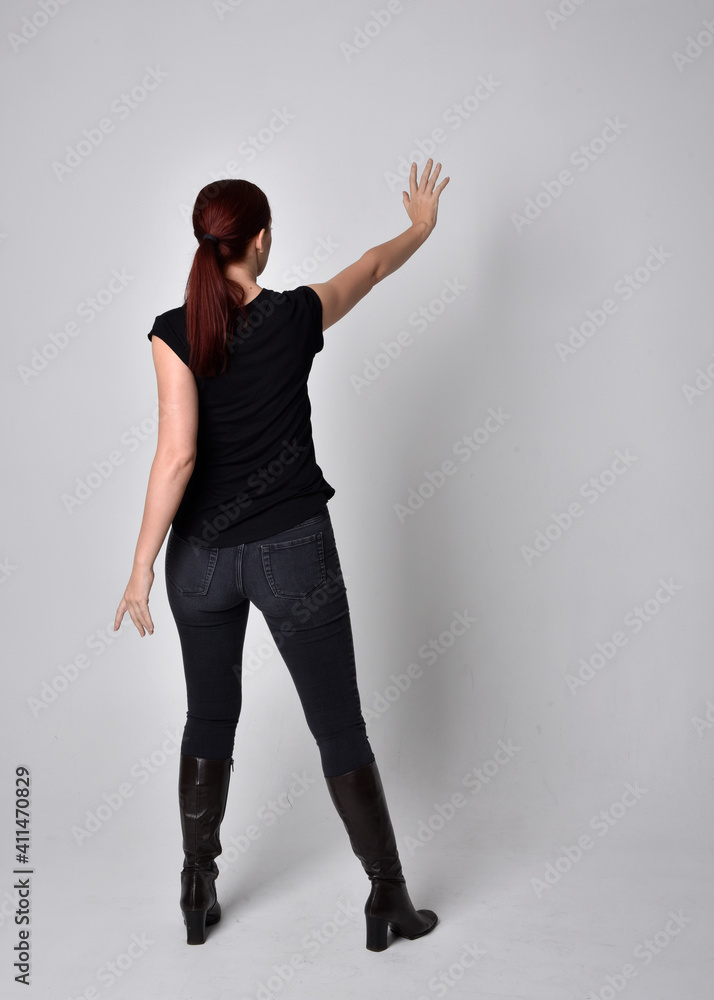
[184,179,271,378]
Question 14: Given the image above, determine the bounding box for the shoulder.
[286,285,321,311]
[148,302,186,333]
[262,286,319,309]
[147,304,189,364]
[273,285,322,328]
[275,286,323,352]
[158,303,187,331]
[250,286,321,330]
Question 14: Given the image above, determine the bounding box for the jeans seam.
[234,543,244,598]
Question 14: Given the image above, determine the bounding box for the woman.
[114,159,450,950]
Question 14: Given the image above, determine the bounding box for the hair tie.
[202,233,218,245]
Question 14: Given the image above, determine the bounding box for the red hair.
[184,179,271,377]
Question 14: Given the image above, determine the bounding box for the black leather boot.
[325,759,438,951]
[178,754,233,944]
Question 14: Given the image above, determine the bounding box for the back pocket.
[165,532,219,596]
[261,532,326,599]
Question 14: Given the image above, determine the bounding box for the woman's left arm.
[114,336,198,637]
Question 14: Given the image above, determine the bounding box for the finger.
[427,162,442,192]
[435,176,450,196]
[409,160,418,193]
[128,603,152,637]
[137,601,154,636]
[114,603,125,632]
[130,612,146,637]
[419,158,433,191]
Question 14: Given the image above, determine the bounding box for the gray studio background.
[2,1,713,998]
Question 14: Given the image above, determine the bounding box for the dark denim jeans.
[164,504,375,778]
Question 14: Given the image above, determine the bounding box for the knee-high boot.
[178,754,233,945]
[325,759,438,951]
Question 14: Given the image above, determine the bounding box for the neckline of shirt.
[244,288,268,307]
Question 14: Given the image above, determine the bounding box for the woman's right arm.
[309,159,450,332]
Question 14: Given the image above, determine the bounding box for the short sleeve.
[301,285,324,355]
[147,313,190,366]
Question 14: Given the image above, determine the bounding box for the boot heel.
[184,909,207,945]
[365,914,389,951]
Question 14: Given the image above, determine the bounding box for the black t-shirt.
[147,285,335,548]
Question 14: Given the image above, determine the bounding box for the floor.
[17,815,712,1000]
